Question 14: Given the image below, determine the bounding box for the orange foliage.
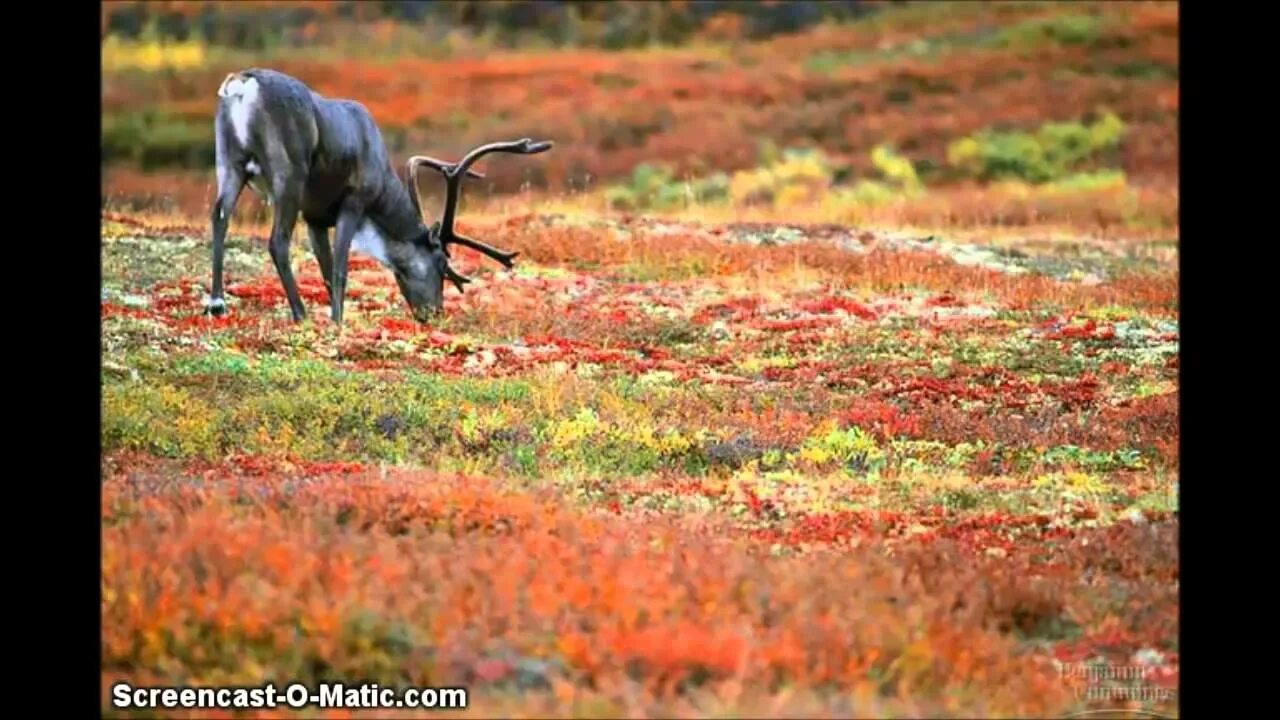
[102,1,1178,196]
[103,457,1176,716]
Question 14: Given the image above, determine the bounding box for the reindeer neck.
[366,172,430,246]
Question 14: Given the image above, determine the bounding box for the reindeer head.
[387,234,449,322]
[401,138,554,322]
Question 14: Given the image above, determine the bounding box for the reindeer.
[207,67,552,324]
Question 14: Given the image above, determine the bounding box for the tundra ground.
[102,207,1177,718]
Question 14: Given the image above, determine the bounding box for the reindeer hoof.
[204,296,227,317]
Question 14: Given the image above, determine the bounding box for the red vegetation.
[102,458,1177,715]
[102,1,1178,235]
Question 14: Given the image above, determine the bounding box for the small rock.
[373,413,404,440]
[705,435,764,469]
[512,657,554,691]
[463,349,498,373]
[1122,507,1148,525]
[1132,647,1165,666]
[103,361,140,382]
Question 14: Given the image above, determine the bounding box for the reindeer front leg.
[330,204,363,325]
[307,222,335,303]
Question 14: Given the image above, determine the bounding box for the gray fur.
[208,67,444,324]
[207,68,553,325]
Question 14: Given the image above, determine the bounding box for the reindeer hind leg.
[265,178,307,322]
[208,164,247,316]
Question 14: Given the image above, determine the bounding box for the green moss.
[102,110,215,170]
[946,111,1127,183]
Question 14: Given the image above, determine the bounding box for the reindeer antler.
[405,156,485,222]
[408,138,554,290]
